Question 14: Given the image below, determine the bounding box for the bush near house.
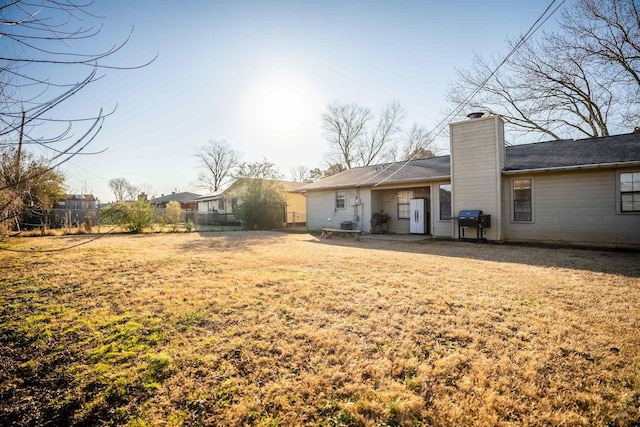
[163,201,183,231]
[234,179,286,230]
[100,199,155,233]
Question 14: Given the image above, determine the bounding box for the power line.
[61,161,113,199]
[357,0,565,189]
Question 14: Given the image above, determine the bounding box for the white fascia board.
[502,161,640,175]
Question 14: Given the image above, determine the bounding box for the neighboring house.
[56,194,98,211]
[196,179,307,226]
[52,194,99,228]
[280,180,307,225]
[299,114,640,249]
[195,190,229,214]
[150,192,201,211]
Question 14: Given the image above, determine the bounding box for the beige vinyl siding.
[374,186,431,234]
[381,189,409,234]
[504,169,640,248]
[306,188,371,232]
[450,116,505,241]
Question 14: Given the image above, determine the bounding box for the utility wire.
[356,0,565,189]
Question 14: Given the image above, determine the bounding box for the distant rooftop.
[150,192,202,204]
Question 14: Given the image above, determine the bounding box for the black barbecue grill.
[371,212,390,234]
[453,209,491,242]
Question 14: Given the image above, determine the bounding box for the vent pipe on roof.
[467,112,484,119]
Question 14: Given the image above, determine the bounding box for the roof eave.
[503,160,640,175]
[300,175,452,192]
[368,175,451,188]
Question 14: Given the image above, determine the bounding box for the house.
[196,178,307,226]
[51,194,99,228]
[150,192,201,212]
[56,194,98,211]
[299,114,640,249]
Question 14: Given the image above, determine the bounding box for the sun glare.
[250,74,310,136]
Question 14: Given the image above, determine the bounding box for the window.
[219,199,225,211]
[439,184,452,220]
[621,172,640,212]
[336,191,346,209]
[513,178,532,221]
[397,190,412,219]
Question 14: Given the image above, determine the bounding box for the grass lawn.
[1,231,639,426]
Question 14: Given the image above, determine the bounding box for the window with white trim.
[620,172,640,212]
[397,190,412,219]
[439,184,452,220]
[513,178,532,221]
[336,191,346,209]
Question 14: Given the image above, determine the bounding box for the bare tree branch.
[390,123,436,161]
[322,101,409,168]
[0,1,154,229]
[359,101,405,166]
[289,165,311,183]
[194,140,240,193]
[108,177,138,202]
[321,102,370,169]
[445,0,639,141]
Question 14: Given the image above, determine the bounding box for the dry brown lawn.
[1,231,639,426]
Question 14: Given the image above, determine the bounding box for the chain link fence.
[11,207,306,233]
[16,207,100,233]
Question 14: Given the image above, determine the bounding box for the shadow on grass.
[177,230,290,252]
[27,230,640,278]
[307,233,640,278]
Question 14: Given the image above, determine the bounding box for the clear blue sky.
[40,0,561,202]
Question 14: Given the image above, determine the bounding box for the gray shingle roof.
[196,179,304,199]
[300,132,640,190]
[151,192,202,204]
[504,132,640,171]
[195,190,225,202]
[299,156,451,190]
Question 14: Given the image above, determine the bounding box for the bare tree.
[357,101,405,166]
[234,159,283,180]
[389,123,436,161]
[290,166,311,183]
[322,101,407,168]
[137,182,156,200]
[109,178,138,202]
[322,102,371,168]
[558,0,640,124]
[194,140,240,192]
[446,0,639,141]
[508,38,612,138]
[0,1,154,227]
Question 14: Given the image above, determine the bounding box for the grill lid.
[458,209,482,219]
